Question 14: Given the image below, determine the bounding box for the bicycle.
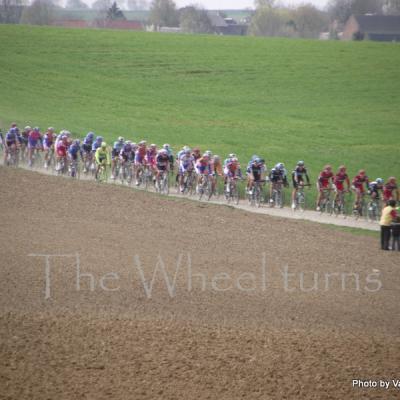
[198,174,213,201]
[155,170,169,195]
[352,192,367,220]
[269,181,285,208]
[331,190,349,217]
[225,176,240,205]
[293,184,310,212]
[69,157,80,179]
[318,188,333,214]
[120,160,132,184]
[180,169,196,195]
[56,157,68,176]
[96,162,108,183]
[5,145,19,167]
[248,180,266,207]
[366,197,381,222]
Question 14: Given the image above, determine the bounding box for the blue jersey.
[92,141,101,152]
[69,143,82,158]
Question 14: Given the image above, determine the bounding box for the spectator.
[392,208,400,251]
[380,200,397,250]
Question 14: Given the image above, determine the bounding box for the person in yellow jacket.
[95,142,111,180]
[380,200,397,250]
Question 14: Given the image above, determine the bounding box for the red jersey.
[318,171,333,188]
[56,142,67,157]
[352,174,369,192]
[333,172,349,191]
[383,183,398,201]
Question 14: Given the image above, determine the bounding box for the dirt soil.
[0,166,399,400]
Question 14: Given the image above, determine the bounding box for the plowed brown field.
[1,167,399,399]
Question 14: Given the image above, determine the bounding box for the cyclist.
[291,161,310,209]
[146,144,158,178]
[4,127,19,165]
[82,132,95,172]
[68,139,83,177]
[163,144,174,171]
[247,157,266,195]
[269,163,288,204]
[43,127,56,169]
[316,165,334,211]
[383,177,399,203]
[95,142,110,180]
[368,178,384,201]
[352,169,369,212]
[27,127,43,167]
[135,140,147,185]
[196,153,213,192]
[332,165,350,206]
[56,135,69,173]
[111,136,124,179]
[178,147,195,193]
[224,157,242,193]
[19,126,30,161]
[155,148,170,185]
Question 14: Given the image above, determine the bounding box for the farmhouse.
[342,14,400,41]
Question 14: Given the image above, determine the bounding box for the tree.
[65,0,88,9]
[249,5,295,37]
[291,4,329,38]
[107,1,125,19]
[0,0,25,23]
[179,5,212,33]
[383,0,400,14]
[20,0,55,25]
[149,0,179,28]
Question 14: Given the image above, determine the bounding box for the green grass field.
[1,24,399,185]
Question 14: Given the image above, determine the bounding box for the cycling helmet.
[389,176,396,183]
[359,169,366,175]
[297,160,304,166]
[251,154,259,161]
[118,136,124,142]
[339,165,346,171]
[202,153,210,159]
[61,134,67,140]
[131,142,137,147]
[185,148,191,154]
[229,153,236,158]
[160,149,168,155]
[205,150,212,157]
[213,155,220,160]
[65,130,71,137]
[183,146,190,152]
[276,163,285,170]
[24,126,31,131]
[96,136,103,141]
[163,143,170,149]
[254,157,262,163]
[87,132,94,138]
[139,140,146,145]
[232,157,238,163]
[193,147,200,152]
[150,143,156,148]
[259,158,265,164]
[101,142,107,148]
[33,127,39,132]
[11,122,17,128]
[74,139,80,145]
[376,178,384,184]
[324,164,332,170]
[47,127,54,132]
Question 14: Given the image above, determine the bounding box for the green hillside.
[0,24,399,181]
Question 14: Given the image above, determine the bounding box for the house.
[342,14,400,41]
[207,11,248,36]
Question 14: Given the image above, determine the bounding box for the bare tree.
[20,0,55,25]
[0,0,25,23]
[179,5,212,33]
[149,0,178,28]
[292,4,329,38]
[383,0,400,14]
